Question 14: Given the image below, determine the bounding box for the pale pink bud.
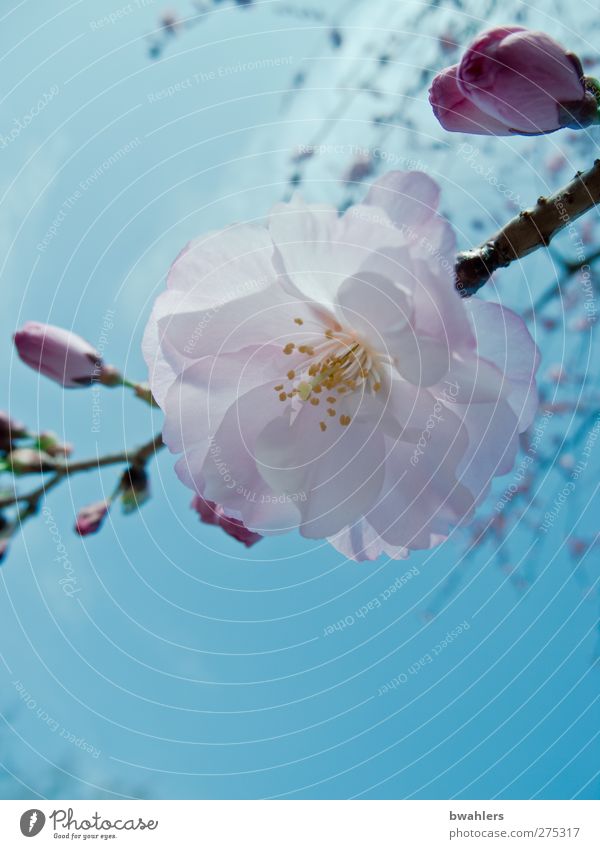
[75,500,110,536]
[9,448,56,475]
[14,322,102,388]
[191,495,262,548]
[457,27,597,135]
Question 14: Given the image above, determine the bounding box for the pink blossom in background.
[430,26,598,135]
[144,170,539,561]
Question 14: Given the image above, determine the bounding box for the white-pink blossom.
[144,171,539,561]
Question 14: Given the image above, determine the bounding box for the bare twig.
[0,432,164,511]
[455,159,600,296]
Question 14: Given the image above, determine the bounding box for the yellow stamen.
[294,317,304,325]
[319,421,327,432]
[340,415,351,426]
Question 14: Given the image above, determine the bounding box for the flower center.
[273,317,384,432]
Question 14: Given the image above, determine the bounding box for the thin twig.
[0,432,165,511]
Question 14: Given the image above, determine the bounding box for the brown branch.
[455,159,600,297]
[0,432,165,511]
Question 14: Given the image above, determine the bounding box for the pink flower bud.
[191,495,262,548]
[430,27,598,135]
[75,500,110,536]
[429,64,514,134]
[14,322,102,388]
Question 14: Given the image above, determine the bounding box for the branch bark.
[0,432,165,511]
[455,158,600,296]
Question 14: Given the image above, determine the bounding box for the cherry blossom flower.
[144,170,539,561]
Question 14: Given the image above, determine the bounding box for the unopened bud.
[37,432,73,458]
[14,322,105,388]
[75,500,110,536]
[120,465,150,514]
[9,448,56,475]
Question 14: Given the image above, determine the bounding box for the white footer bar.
[0,800,597,847]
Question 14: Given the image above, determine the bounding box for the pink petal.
[335,269,411,349]
[163,346,282,457]
[465,298,540,428]
[254,392,386,538]
[269,194,406,306]
[167,223,277,296]
[364,170,441,229]
[429,64,514,135]
[328,519,410,562]
[196,381,304,533]
[158,284,317,361]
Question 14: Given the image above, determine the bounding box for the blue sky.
[0,0,598,799]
